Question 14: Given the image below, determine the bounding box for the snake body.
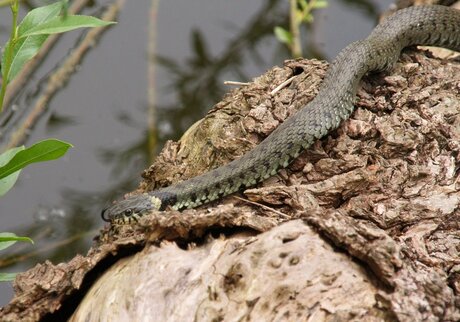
[103,5,460,223]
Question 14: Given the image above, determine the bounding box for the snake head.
[101,193,162,224]
[101,191,177,224]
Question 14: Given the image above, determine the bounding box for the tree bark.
[1,49,459,322]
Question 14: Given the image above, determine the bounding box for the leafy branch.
[0,233,33,282]
[0,0,116,282]
[274,0,327,57]
[0,0,115,112]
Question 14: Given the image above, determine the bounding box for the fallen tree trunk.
[1,49,459,321]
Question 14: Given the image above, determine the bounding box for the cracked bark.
[0,49,459,322]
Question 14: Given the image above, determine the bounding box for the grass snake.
[102,5,460,224]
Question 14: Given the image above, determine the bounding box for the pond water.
[0,0,392,306]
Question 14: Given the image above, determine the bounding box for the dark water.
[0,0,392,306]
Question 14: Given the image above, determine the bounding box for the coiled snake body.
[103,5,460,224]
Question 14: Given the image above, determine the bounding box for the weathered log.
[0,50,459,321]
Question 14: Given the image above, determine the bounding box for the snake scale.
[102,5,460,224]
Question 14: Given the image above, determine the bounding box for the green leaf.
[2,36,48,83]
[0,146,24,197]
[0,272,17,282]
[313,0,328,9]
[0,232,33,251]
[295,9,309,24]
[18,2,63,34]
[0,234,33,282]
[0,139,72,180]
[297,0,308,10]
[301,13,314,24]
[1,2,62,83]
[20,15,116,38]
[274,26,293,45]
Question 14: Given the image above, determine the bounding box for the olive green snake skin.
[102,5,460,224]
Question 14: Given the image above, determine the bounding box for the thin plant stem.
[0,0,19,113]
[147,0,159,163]
[288,0,324,58]
[289,0,302,57]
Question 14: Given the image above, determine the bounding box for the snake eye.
[124,209,133,217]
[101,207,110,222]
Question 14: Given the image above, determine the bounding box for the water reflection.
[338,0,379,16]
[155,0,290,139]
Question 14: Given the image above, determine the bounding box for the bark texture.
[0,50,459,321]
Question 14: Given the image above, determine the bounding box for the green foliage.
[0,1,116,111]
[0,138,71,282]
[0,0,107,283]
[0,139,72,281]
[0,139,73,186]
[274,0,327,57]
[0,272,17,282]
[0,146,24,197]
[296,0,327,23]
[20,15,114,38]
[0,233,34,282]
[2,2,63,84]
[274,26,293,45]
[0,233,33,251]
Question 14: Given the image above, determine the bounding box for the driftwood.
[0,49,459,321]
